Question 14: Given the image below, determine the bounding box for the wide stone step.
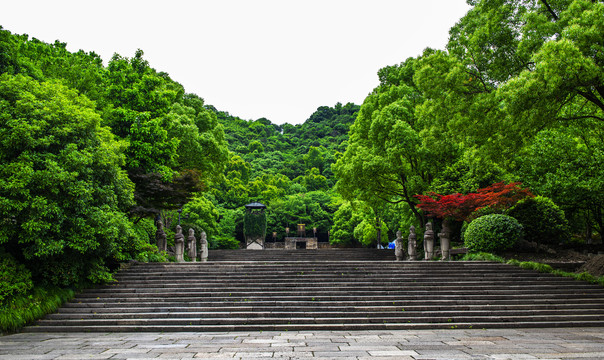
[30,254,604,332]
[32,313,604,327]
[61,298,604,309]
[89,282,599,291]
[47,308,604,320]
[55,302,604,313]
[73,288,604,298]
[27,320,604,333]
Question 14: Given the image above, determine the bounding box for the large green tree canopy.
[0,74,138,285]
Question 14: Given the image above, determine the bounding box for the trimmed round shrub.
[464,214,523,253]
[507,196,570,245]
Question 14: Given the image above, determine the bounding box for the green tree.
[303,146,326,173]
[517,128,603,240]
[333,58,457,226]
[330,202,362,247]
[0,74,140,285]
[103,50,181,177]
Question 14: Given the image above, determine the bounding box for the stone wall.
[262,240,332,250]
[284,237,318,250]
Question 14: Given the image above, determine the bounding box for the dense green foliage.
[0,286,74,334]
[464,214,524,253]
[508,196,571,246]
[0,251,33,304]
[210,103,360,244]
[0,74,140,286]
[334,0,602,243]
[0,26,227,299]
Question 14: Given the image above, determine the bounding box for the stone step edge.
[26,320,604,333]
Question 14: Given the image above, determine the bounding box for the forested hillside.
[0,25,362,293]
[209,102,359,243]
[1,0,603,330]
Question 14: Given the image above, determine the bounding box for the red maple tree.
[415,182,533,222]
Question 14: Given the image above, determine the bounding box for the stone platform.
[4,328,604,359]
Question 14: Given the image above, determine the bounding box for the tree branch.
[577,89,604,113]
[540,0,559,21]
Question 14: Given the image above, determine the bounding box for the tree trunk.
[376,217,382,249]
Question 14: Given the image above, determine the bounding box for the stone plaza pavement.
[2,328,604,360]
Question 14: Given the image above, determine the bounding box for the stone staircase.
[27,249,604,332]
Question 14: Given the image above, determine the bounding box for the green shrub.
[210,236,240,250]
[0,286,74,334]
[0,252,33,305]
[507,196,570,245]
[133,218,156,244]
[464,214,523,253]
[462,205,506,242]
[135,249,168,262]
[517,261,554,273]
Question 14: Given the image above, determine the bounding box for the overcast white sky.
[2,0,470,125]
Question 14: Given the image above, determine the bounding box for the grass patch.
[0,286,75,334]
[462,253,604,287]
[461,252,506,262]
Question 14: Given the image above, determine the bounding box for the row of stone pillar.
[394,221,451,261]
[156,222,208,262]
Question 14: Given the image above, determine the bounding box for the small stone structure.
[244,202,267,250]
[199,231,208,262]
[424,222,435,260]
[407,225,417,260]
[284,237,318,250]
[187,228,197,262]
[156,220,167,252]
[394,230,404,261]
[174,225,185,262]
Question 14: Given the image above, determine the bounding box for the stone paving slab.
[1,327,604,359]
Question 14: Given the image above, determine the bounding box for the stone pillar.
[439,220,451,261]
[199,231,208,262]
[424,222,434,260]
[407,226,417,260]
[187,228,197,262]
[174,225,185,262]
[156,220,167,252]
[394,230,404,261]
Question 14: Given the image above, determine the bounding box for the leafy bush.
[133,218,156,245]
[353,218,390,247]
[0,75,141,286]
[0,286,74,334]
[464,214,523,253]
[507,196,570,245]
[210,236,240,250]
[135,249,168,263]
[0,252,33,305]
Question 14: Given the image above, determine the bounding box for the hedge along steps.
[27,250,604,332]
